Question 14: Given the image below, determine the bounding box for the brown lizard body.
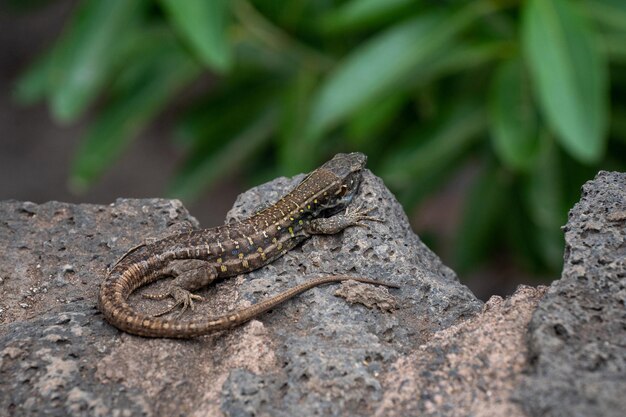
[98,152,396,338]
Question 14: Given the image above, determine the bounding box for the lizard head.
[317,152,367,210]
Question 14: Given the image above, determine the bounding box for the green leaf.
[13,49,54,105]
[106,27,174,96]
[524,134,566,270]
[306,10,464,142]
[380,101,487,189]
[347,92,406,146]
[600,33,626,64]
[522,0,608,163]
[584,0,626,32]
[489,57,540,171]
[610,105,626,143]
[320,0,420,34]
[524,135,566,230]
[168,105,279,201]
[49,0,145,122]
[232,0,332,73]
[454,162,509,273]
[70,39,200,190]
[409,40,506,89]
[504,187,547,271]
[277,70,319,175]
[176,78,278,148]
[159,0,232,72]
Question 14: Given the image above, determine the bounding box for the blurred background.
[1,0,625,300]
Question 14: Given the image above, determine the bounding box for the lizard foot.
[142,259,216,317]
[345,203,384,228]
[149,287,205,318]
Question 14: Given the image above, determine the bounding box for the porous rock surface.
[0,169,623,417]
[515,171,626,417]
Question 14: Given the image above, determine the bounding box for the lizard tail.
[108,275,398,338]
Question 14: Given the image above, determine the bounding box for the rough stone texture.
[377,285,546,417]
[515,171,626,417]
[334,280,398,312]
[0,171,482,417]
[3,169,624,417]
[0,199,200,417]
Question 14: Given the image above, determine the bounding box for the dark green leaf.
[277,70,319,174]
[168,105,279,201]
[380,101,487,189]
[584,0,626,32]
[232,0,332,73]
[176,78,278,149]
[409,41,506,89]
[49,0,145,122]
[534,228,564,272]
[320,0,420,34]
[524,134,566,270]
[454,162,509,273]
[525,136,565,229]
[306,10,463,142]
[504,187,547,271]
[522,0,608,163]
[106,27,178,97]
[306,2,498,143]
[13,49,54,105]
[610,105,626,143]
[489,57,540,171]
[600,33,626,64]
[159,0,232,72]
[347,92,406,146]
[394,158,463,209]
[70,39,200,190]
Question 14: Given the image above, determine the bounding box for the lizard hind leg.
[142,259,217,318]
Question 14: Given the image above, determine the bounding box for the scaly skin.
[98,152,396,338]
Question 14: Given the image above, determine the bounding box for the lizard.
[98,152,397,338]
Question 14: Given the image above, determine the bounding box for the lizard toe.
[150,286,205,318]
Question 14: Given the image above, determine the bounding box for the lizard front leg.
[142,259,217,317]
[304,204,383,235]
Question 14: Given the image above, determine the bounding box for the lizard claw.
[149,287,205,318]
[345,204,384,227]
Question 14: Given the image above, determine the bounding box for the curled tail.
[101,275,397,338]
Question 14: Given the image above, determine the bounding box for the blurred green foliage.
[12,0,626,274]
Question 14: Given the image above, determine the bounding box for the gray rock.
[377,285,546,417]
[0,198,198,417]
[218,172,482,416]
[515,171,626,417]
[0,170,481,417]
[5,168,626,417]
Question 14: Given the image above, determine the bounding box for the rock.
[3,167,624,417]
[0,198,198,416]
[515,171,626,417]
[0,170,481,417]
[377,285,546,417]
